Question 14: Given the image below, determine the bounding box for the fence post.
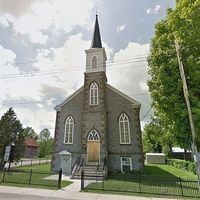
[29,169,33,185]
[179,177,184,196]
[2,169,6,182]
[81,168,84,190]
[139,175,141,193]
[39,159,41,165]
[58,168,62,189]
[102,175,104,191]
[46,158,48,164]
[31,159,32,166]
[21,160,22,167]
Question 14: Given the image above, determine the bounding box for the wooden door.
[87,141,100,162]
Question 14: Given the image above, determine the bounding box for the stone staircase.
[71,163,104,180]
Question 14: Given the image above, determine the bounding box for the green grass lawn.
[0,163,72,190]
[84,164,199,198]
[15,163,52,172]
[144,164,197,179]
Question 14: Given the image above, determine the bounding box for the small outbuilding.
[24,138,38,158]
[146,153,166,164]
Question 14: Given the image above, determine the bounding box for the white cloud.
[146,5,161,15]
[107,42,152,125]
[116,23,127,33]
[0,0,94,44]
[0,33,113,134]
[0,44,16,66]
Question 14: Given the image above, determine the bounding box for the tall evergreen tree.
[0,108,25,167]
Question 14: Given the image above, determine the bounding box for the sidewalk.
[0,180,177,200]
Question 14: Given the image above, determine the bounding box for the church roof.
[91,15,102,48]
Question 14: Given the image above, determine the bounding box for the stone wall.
[106,86,144,171]
[81,71,107,163]
[51,90,84,172]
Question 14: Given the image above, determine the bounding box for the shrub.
[167,159,196,174]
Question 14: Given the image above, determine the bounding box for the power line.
[1,92,150,106]
[0,53,148,67]
[141,107,152,120]
[0,55,148,80]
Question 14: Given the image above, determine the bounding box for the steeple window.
[90,82,98,105]
[92,56,97,68]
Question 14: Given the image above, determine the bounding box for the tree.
[22,127,38,140]
[0,108,25,167]
[148,0,200,150]
[143,118,163,154]
[38,129,53,158]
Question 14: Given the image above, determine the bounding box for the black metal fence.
[0,168,62,189]
[82,172,200,198]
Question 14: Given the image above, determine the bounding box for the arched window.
[88,130,100,141]
[92,56,97,68]
[90,82,98,105]
[64,116,74,144]
[119,113,131,144]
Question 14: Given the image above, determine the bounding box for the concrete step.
[72,175,104,180]
[73,170,103,176]
[71,164,104,179]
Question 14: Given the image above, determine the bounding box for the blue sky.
[0,0,175,134]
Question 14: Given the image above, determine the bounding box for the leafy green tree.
[148,0,200,150]
[143,116,175,157]
[0,108,25,167]
[23,127,38,140]
[38,129,53,158]
[142,118,163,154]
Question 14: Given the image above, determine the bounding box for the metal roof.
[91,15,102,48]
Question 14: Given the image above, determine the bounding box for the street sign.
[4,145,11,162]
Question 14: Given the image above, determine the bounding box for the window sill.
[63,142,73,145]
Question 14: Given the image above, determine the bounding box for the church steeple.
[85,15,106,73]
[91,15,102,48]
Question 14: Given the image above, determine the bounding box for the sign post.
[3,143,15,169]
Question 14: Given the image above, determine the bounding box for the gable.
[106,84,141,107]
[54,86,84,111]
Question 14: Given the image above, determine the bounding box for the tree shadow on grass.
[144,165,178,178]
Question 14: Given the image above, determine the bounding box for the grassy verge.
[144,164,197,179]
[0,163,72,190]
[84,164,199,198]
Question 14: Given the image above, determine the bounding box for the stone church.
[51,15,144,175]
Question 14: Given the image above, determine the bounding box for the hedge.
[167,159,196,174]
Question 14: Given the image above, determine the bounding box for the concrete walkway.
[0,178,177,200]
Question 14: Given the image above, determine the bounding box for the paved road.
[0,186,177,200]
[0,193,69,200]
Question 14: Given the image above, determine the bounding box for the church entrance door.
[87,130,100,162]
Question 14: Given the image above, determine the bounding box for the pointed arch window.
[88,130,100,141]
[90,82,98,105]
[119,113,131,144]
[64,116,74,144]
[92,56,97,68]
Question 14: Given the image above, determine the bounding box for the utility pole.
[175,40,200,189]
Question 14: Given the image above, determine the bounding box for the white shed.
[146,153,166,164]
